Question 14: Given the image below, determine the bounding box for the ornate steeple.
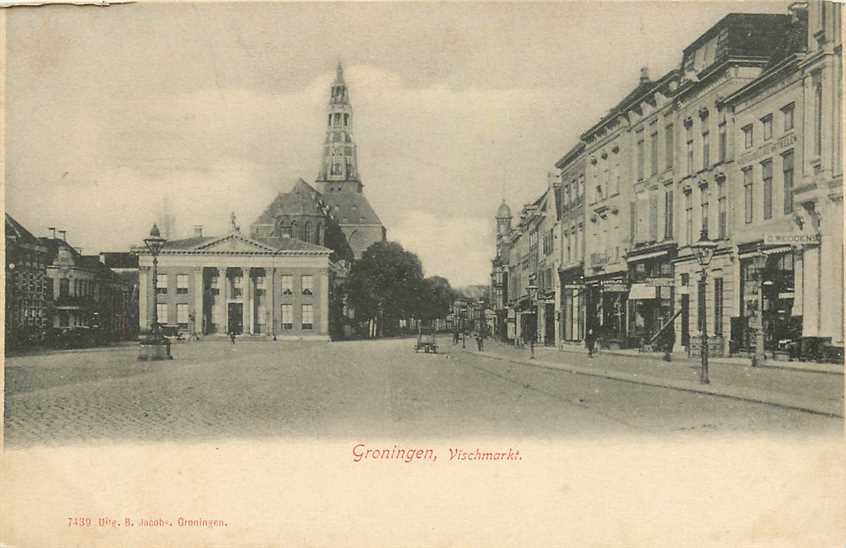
[316,62,362,193]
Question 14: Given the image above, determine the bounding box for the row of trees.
[342,241,457,337]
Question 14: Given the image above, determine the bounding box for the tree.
[419,276,456,321]
[346,241,425,337]
[323,217,354,264]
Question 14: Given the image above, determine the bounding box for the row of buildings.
[491,1,842,361]
[4,214,138,351]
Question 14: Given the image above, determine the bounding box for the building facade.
[5,214,48,349]
[136,229,332,340]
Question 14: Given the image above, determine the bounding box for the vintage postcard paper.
[1,1,844,546]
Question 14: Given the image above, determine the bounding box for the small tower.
[315,62,362,194]
[496,200,512,235]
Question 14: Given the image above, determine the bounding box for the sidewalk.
[466,340,844,418]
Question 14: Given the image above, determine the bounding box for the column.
[270,267,277,337]
[217,267,228,334]
[818,205,837,341]
[320,272,329,335]
[193,267,204,336]
[242,267,252,335]
[139,266,150,332]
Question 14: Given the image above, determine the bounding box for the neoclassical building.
[137,227,332,340]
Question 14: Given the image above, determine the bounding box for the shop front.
[559,267,585,343]
[626,247,676,350]
[585,273,628,348]
[738,243,801,356]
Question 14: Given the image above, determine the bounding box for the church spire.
[316,63,361,192]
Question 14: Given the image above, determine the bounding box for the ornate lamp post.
[527,283,537,359]
[139,223,171,360]
[691,229,717,384]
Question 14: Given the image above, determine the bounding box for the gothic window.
[303,222,311,242]
[316,223,323,245]
[344,113,349,127]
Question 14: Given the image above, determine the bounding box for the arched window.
[344,113,349,127]
[303,222,311,243]
[316,223,323,245]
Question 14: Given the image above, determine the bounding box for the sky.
[5,1,791,287]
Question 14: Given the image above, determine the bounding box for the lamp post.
[691,229,717,384]
[527,283,537,359]
[477,298,485,351]
[139,223,171,360]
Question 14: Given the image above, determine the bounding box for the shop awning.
[628,283,657,300]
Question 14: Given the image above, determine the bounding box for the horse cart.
[415,325,438,354]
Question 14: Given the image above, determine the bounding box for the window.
[685,190,693,244]
[232,275,243,298]
[636,129,645,180]
[630,201,637,241]
[177,274,189,295]
[210,274,220,295]
[177,303,189,326]
[762,159,773,220]
[565,231,571,263]
[762,115,773,141]
[718,122,727,163]
[718,181,727,239]
[665,124,674,169]
[157,274,167,295]
[303,222,311,243]
[664,189,673,240]
[650,122,659,176]
[157,303,169,325]
[782,150,794,214]
[302,275,313,295]
[56,278,67,297]
[59,311,69,327]
[714,278,723,335]
[301,304,313,330]
[702,126,710,169]
[782,103,794,132]
[281,304,293,330]
[743,167,754,224]
[742,124,753,149]
[281,275,293,295]
[700,186,710,237]
[45,278,54,300]
[686,123,694,175]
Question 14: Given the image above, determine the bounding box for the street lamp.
[139,223,171,360]
[691,229,717,384]
[527,283,537,359]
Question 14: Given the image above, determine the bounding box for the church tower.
[315,63,362,194]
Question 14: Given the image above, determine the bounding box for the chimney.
[58,230,67,242]
[193,225,204,238]
[48,227,56,239]
[640,66,650,83]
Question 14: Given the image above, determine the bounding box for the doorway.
[228,303,243,335]
[681,294,690,347]
[545,303,556,346]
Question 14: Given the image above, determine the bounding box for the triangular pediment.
[194,233,278,253]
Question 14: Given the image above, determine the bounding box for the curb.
[547,346,842,377]
[467,349,844,419]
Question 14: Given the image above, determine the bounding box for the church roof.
[5,213,42,246]
[253,178,325,225]
[321,191,383,226]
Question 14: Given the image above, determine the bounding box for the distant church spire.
[316,62,362,193]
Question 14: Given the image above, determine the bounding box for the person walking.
[229,328,236,344]
[585,327,596,358]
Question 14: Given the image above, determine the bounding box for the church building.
[251,63,386,259]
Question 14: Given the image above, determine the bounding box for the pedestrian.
[229,329,236,344]
[585,327,596,358]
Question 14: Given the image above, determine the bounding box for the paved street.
[4,337,842,447]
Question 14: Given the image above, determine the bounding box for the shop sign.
[778,292,795,300]
[647,277,674,287]
[602,282,628,293]
[764,233,821,246]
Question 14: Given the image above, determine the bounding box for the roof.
[253,178,325,225]
[99,252,139,269]
[581,77,655,140]
[157,231,331,255]
[38,237,83,264]
[5,213,41,246]
[496,200,512,219]
[554,142,586,170]
[321,191,383,226]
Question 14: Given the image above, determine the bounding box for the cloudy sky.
[5,1,789,286]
